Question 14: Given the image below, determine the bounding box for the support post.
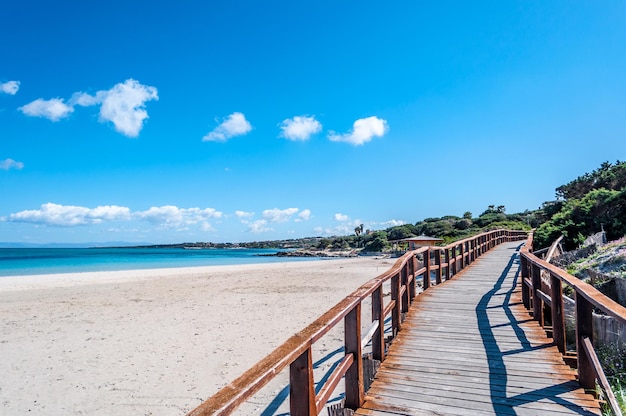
[345,304,364,409]
[531,264,543,325]
[290,347,316,415]
[371,287,385,361]
[576,292,595,391]
[401,265,409,313]
[423,249,431,289]
[435,250,442,285]
[550,273,566,355]
[521,255,530,310]
[391,273,401,335]
[444,248,451,281]
[408,255,416,301]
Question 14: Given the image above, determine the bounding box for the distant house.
[391,236,444,251]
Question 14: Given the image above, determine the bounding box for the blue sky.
[1,1,625,245]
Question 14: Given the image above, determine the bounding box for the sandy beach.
[0,257,394,415]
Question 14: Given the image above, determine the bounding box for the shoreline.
[0,256,394,415]
[0,258,331,291]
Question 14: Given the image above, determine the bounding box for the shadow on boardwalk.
[476,245,598,415]
[356,242,600,416]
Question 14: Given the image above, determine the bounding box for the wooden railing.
[187,229,528,416]
[520,232,626,416]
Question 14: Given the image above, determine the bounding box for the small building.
[391,236,444,251]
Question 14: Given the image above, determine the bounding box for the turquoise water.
[0,247,316,277]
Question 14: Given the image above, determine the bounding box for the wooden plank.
[356,242,601,416]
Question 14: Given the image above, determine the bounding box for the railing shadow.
[476,246,598,415]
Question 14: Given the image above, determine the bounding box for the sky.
[1,1,626,245]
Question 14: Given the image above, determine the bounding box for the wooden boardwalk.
[356,242,602,416]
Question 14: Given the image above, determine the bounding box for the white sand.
[0,257,394,415]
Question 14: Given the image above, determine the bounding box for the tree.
[463,211,472,220]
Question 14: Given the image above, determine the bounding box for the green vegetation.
[138,161,626,257]
[534,161,626,250]
[596,343,626,415]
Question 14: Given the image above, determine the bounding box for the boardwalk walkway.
[356,242,602,416]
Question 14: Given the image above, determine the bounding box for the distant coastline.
[0,246,321,277]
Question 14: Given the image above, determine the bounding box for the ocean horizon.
[0,247,318,277]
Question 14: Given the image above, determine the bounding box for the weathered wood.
[531,263,543,325]
[316,354,354,414]
[520,255,530,309]
[401,265,409,314]
[357,242,600,415]
[423,249,431,289]
[290,347,316,415]
[551,272,566,355]
[371,287,385,362]
[390,273,401,335]
[345,304,364,409]
[435,249,442,284]
[582,337,623,416]
[186,231,531,415]
[576,293,595,391]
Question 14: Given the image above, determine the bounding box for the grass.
[600,378,626,415]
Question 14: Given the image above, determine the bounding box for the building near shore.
[391,236,444,251]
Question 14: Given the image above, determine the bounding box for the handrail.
[520,232,626,416]
[187,229,528,416]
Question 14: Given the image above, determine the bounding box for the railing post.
[520,255,530,310]
[531,264,543,325]
[290,347,316,415]
[459,243,464,270]
[550,272,566,355]
[391,272,401,335]
[345,303,364,409]
[473,237,478,260]
[408,255,416,301]
[424,249,431,289]
[444,248,451,281]
[575,292,595,391]
[435,250,442,285]
[371,286,385,362]
[401,265,409,313]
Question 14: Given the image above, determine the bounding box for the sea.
[0,247,316,277]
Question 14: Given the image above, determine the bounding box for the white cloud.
[8,203,131,226]
[235,210,254,218]
[328,116,388,145]
[0,158,24,170]
[248,219,272,233]
[75,79,159,137]
[5,203,223,232]
[263,207,299,223]
[21,79,158,137]
[334,213,349,222]
[279,115,322,141]
[203,112,252,142]
[135,206,222,229]
[19,98,74,121]
[296,209,311,222]
[0,80,20,95]
[381,219,406,227]
[71,91,101,107]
